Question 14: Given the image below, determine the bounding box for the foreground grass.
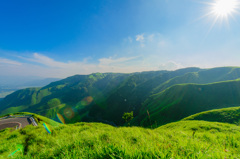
[0,120,240,158]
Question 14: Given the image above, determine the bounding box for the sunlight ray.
[199,0,240,32]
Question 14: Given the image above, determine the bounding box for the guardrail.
[0,115,38,126]
[29,117,38,126]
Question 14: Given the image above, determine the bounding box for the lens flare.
[81,96,93,106]
[43,123,52,134]
[63,107,75,119]
[8,144,23,157]
[56,113,65,124]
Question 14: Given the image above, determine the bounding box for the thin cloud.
[159,61,183,70]
[136,34,145,47]
[10,53,147,78]
[19,53,69,68]
[147,34,155,42]
[99,56,139,65]
[0,58,22,65]
[136,34,144,42]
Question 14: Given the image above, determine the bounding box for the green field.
[1,112,240,158]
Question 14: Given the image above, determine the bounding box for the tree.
[122,111,133,126]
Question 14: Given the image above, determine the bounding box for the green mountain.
[0,68,200,124]
[152,66,240,94]
[1,112,240,158]
[0,73,132,123]
[88,67,201,124]
[136,79,240,127]
[89,67,240,126]
[183,106,240,125]
[1,67,240,127]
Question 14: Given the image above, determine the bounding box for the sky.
[0,0,240,78]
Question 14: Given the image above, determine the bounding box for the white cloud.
[19,53,69,68]
[2,53,149,78]
[0,58,22,65]
[136,34,144,42]
[136,34,145,47]
[99,56,139,66]
[134,33,169,48]
[159,61,184,70]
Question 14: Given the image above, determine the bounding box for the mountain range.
[1,67,240,127]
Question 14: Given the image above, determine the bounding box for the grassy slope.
[183,106,240,125]
[152,67,240,94]
[0,73,130,123]
[89,68,201,124]
[2,67,240,127]
[91,67,240,125]
[0,116,240,158]
[135,79,240,127]
[0,88,40,111]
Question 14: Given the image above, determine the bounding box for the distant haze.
[0,77,60,98]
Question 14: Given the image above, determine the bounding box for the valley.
[1,67,240,128]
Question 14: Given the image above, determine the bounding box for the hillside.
[0,69,195,124]
[88,67,201,124]
[135,79,240,127]
[0,112,240,158]
[183,106,240,125]
[0,73,132,123]
[89,67,240,125]
[1,67,240,127]
[0,77,60,98]
[152,67,240,94]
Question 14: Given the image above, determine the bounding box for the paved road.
[0,117,32,131]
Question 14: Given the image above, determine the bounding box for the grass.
[1,113,240,158]
[183,106,240,125]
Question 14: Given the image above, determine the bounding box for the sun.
[202,0,240,30]
[212,0,238,17]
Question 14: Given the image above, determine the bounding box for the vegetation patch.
[1,114,240,158]
[184,106,240,125]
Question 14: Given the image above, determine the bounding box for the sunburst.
[203,0,240,30]
[212,0,238,18]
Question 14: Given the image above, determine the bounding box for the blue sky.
[0,0,240,78]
